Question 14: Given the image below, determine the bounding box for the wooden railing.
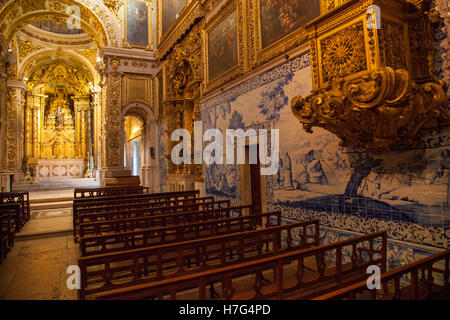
[74,186,149,199]
[313,248,450,300]
[79,211,282,256]
[78,218,320,299]
[94,231,386,300]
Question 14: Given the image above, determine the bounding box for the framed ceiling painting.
[124,0,153,50]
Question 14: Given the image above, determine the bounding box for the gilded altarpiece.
[23,62,94,180]
[163,23,204,190]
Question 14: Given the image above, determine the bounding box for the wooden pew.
[75,196,214,216]
[78,204,249,241]
[78,218,320,299]
[73,190,201,238]
[79,211,282,256]
[78,201,238,239]
[75,198,226,241]
[94,231,386,300]
[0,203,22,232]
[0,208,14,263]
[74,186,149,199]
[313,248,450,300]
[77,199,230,232]
[0,192,30,228]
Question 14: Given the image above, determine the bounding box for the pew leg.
[187,257,191,268]
[209,283,219,299]
[262,274,271,284]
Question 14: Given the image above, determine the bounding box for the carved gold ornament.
[292,67,448,153]
[291,0,449,153]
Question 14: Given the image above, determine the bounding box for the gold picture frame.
[249,0,321,68]
[156,0,189,46]
[123,0,153,50]
[203,0,245,93]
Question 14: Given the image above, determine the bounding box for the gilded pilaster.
[6,81,26,174]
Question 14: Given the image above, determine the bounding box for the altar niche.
[24,88,93,180]
[41,91,76,159]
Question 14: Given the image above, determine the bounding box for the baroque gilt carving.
[291,0,449,153]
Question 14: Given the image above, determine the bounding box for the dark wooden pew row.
[0,203,22,232]
[0,206,16,263]
[73,190,199,206]
[78,201,239,240]
[0,192,30,228]
[74,186,149,199]
[75,196,214,216]
[77,199,230,233]
[75,198,227,241]
[73,190,201,238]
[78,205,251,247]
[79,211,281,256]
[78,218,320,299]
[313,248,450,300]
[94,231,386,300]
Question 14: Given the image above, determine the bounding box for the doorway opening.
[240,143,266,225]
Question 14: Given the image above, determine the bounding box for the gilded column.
[81,107,87,158]
[24,95,32,160]
[31,103,39,159]
[74,95,90,160]
[6,80,26,178]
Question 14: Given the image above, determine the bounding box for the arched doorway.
[122,103,160,192]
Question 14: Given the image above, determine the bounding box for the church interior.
[0,0,449,300]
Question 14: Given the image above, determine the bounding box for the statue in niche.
[41,92,76,159]
[55,106,65,129]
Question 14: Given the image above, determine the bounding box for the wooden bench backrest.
[313,248,450,300]
[0,192,30,228]
[93,231,386,300]
[77,199,232,239]
[79,218,320,299]
[74,186,148,199]
[79,211,283,256]
[73,190,199,205]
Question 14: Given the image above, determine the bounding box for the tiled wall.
[201,40,449,269]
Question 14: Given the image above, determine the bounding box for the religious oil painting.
[126,0,149,47]
[260,0,321,48]
[208,10,238,82]
[162,0,185,35]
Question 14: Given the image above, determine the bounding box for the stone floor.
[0,235,78,300]
[0,180,88,300]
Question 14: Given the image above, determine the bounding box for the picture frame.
[250,0,321,68]
[203,0,244,93]
[123,0,153,50]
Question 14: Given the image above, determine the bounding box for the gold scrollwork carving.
[291,0,449,154]
[292,67,449,153]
